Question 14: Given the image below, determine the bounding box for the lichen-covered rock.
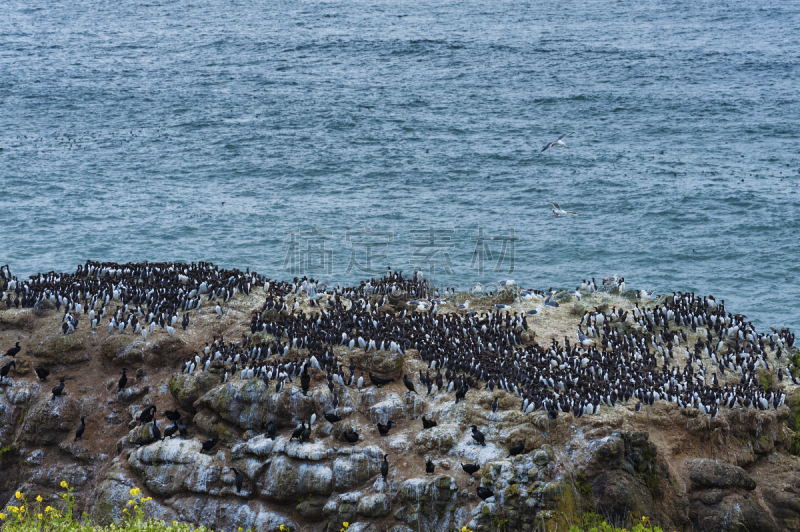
[258,455,333,502]
[414,423,460,454]
[532,447,553,467]
[480,456,540,497]
[117,384,149,403]
[7,461,89,517]
[0,384,36,445]
[351,348,404,379]
[357,493,390,517]
[148,338,192,368]
[399,475,457,502]
[295,496,327,521]
[195,379,272,430]
[128,439,226,496]
[231,433,275,458]
[387,432,411,453]
[332,446,383,491]
[168,372,220,413]
[127,419,166,443]
[282,439,331,461]
[750,452,800,531]
[101,337,144,365]
[448,435,506,465]
[268,384,331,427]
[192,409,241,443]
[341,523,380,532]
[92,459,176,526]
[437,400,483,427]
[31,334,87,365]
[368,393,406,424]
[24,449,45,466]
[468,477,579,532]
[200,379,334,431]
[323,491,362,521]
[687,459,757,490]
[29,462,90,490]
[231,456,269,484]
[21,395,80,445]
[589,434,625,472]
[58,442,107,463]
[395,475,461,532]
[591,470,656,521]
[165,494,295,532]
[689,491,778,532]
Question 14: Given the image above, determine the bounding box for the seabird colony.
[1,261,797,446]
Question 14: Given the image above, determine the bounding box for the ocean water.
[1,0,799,330]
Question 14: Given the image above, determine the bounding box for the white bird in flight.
[541,132,575,152]
[549,201,580,217]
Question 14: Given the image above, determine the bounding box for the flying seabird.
[541,132,575,152]
[548,201,580,217]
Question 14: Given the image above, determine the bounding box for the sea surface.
[1,0,799,330]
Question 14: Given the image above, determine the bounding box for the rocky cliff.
[1,266,799,532]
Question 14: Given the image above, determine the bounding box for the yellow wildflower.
[130,488,141,496]
[134,505,138,510]
[0,513,5,520]
[60,481,68,488]
[238,528,243,531]
[9,507,19,513]
[142,497,152,502]
[15,491,22,499]
[280,526,286,532]
[37,495,43,502]
[45,506,52,513]
[38,513,43,520]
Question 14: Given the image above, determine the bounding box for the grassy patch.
[757,370,773,392]
[1,482,295,532]
[576,473,592,497]
[787,393,800,457]
[791,348,800,378]
[0,444,19,461]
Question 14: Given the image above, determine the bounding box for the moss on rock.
[149,338,191,367]
[169,372,219,413]
[32,335,86,364]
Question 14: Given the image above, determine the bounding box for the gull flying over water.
[549,201,580,217]
[541,132,575,152]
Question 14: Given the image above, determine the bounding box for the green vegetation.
[757,369,773,391]
[0,445,19,461]
[0,482,292,532]
[791,348,800,378]
[569,516,669,532]
[575,473,592,497]
[787,393,800,457]
[0,481,672,532]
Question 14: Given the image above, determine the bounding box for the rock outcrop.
[2,274,800,532]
